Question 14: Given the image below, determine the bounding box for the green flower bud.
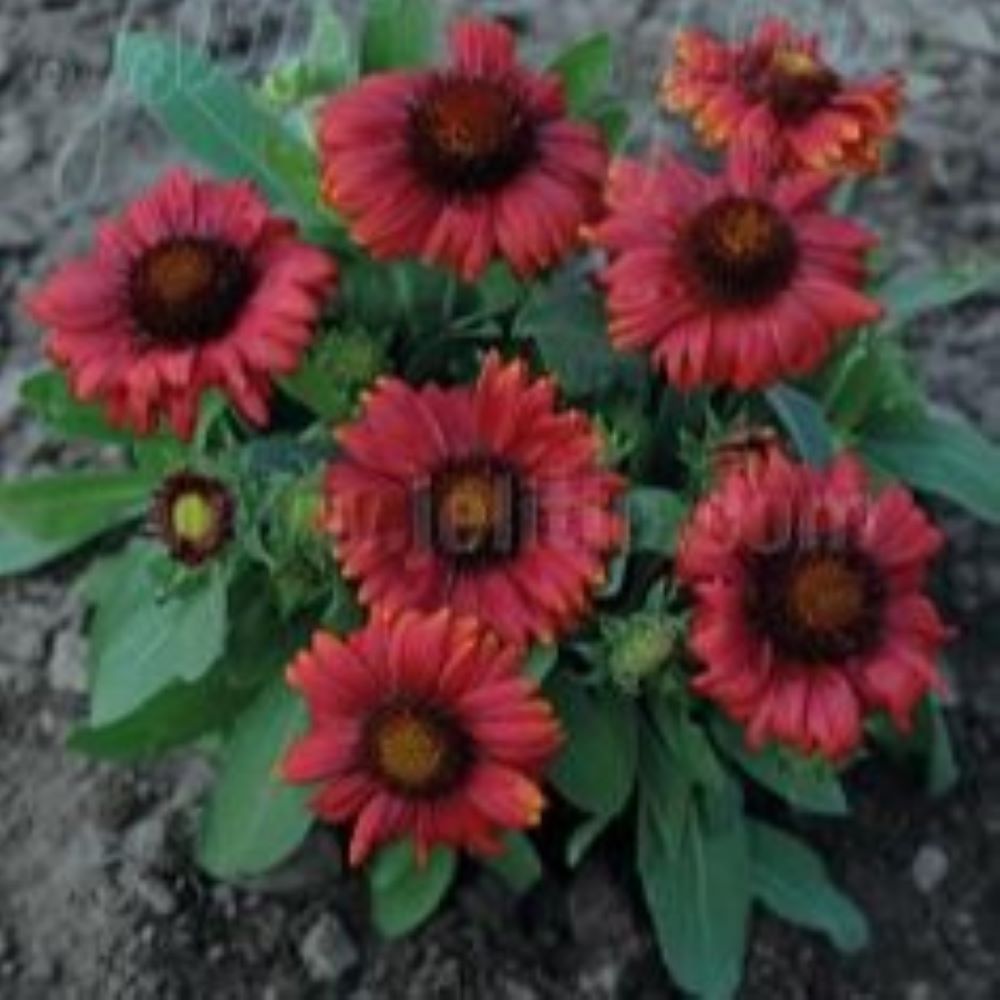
[606,613,678,694]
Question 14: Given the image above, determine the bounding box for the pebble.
[123,813,168,870]
[912,844,950,894]
[47,628,88,694]
[906,983,934,1000]
[0,111,34,176]
[298,913,359,985]
[121,868,177,918]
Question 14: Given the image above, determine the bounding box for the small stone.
[124,813,168,870]
[0,111,34,176]
[48,628,88,694]
[121,868,176,918]
[298,913,358,985]
[906,983,933,1000]
[912,844,950,894]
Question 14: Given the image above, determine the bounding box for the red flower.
[317,18,608,281]
[588,147,882,390]
[282,610,562,866]
[677,451,950,759]
[26,169,337,439]
[325,352,624,646]
[662,18,903,174]
[150,470,234,566]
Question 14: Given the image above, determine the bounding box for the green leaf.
[861,407,1000,524]
[627,487,688,555]
[879,260,1000,331]
[85,546,229,725]
[638,752,750,1000]
[765,383,835,468]
[0,470,152,577]
[370,842,456,938]
[566,813,612,868]
[711,716,849,817]
[114,33,332,234]
[198,678,313,879]
[261,2,356,107]
[361,0,439,72]
[19,370,132,444]
[486,832,543,895]
[546,674,637,818]
[525,643,558,683]
[749,821,869,953]
[921,698,960,796]
[70,666,253,761]
[591,100,630,150]
[871,696,959,797]
[514,274,645,400]
[819,331,923,433]
[549,33,613,113]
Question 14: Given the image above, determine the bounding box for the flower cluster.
[12,8,984,995]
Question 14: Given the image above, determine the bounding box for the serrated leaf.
[765,383,835,468]
[114,33,333,234]
[514,273,645,400]
[198,678,312,879]
[861,406,1000,524]
[627,487,687,555]
[749,821,869,953]
[546,673,637,818]
[370,842,456,938]
[549,33,613,113]
[86,545,229,725]
[0,470,152,577]
[711,716,849,817]
[361,0,439,72]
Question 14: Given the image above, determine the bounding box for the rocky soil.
[1,1,999,998]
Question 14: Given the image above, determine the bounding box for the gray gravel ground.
[2,1,1000,998]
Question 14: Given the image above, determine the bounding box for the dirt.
[1,1,999,998]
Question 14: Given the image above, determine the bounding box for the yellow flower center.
[170,491,218,545]
[370,706,466,796]
[788,555,865,634]
[771,48,824,80]
[130,238,252,345]
[410,76,537,193]
[427,460,524,567]
[683,196,799,307]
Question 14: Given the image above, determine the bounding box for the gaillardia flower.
[151,470,235,566]
[662,18,903,173]
[325,352,624,645]
[282,610,562,866]
[317,18,608,281]
[26,169,337,439]
[589,147,882,389]
[677,451,949,759]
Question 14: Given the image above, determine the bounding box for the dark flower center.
[741,46,841,125]
[366,703,471,798]
[682,196,799,307]
[421,457,531,570]
[408,75,538,193]
[151,471,234,566]
[130,238,254,346]
[745,541,886,663]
